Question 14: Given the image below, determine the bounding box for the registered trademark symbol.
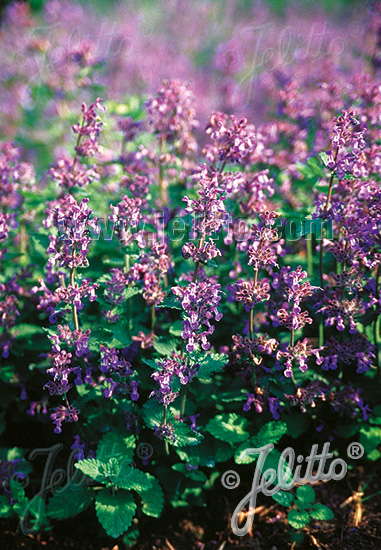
[347,442,364,460]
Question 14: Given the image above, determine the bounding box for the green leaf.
[156,295,182,309]
[113,465,153,492]
[287,509,310,529]
[124,287,141,300]
[172,464,208,483]
[319,151,329,167]
[285,413,310,439]
[360,426,381,457]
[206,413,249,444]
[234,421,289,464]
[170,421,204,447]
[198,353,228,380]
[309,503,334,521]
[95,489,136,538]
[47,483,94,519]
[257,421,287,443]
[10,324,45,338]
[0,495,12,518]
[96,431,135,464]
[109,323,132,347]
[139,474,164,518]
[10,478,26,503]
[176,436,233,467]
[296,485,315,504]
[369,404,381,425]
[143,400,174,430]
[272,490,294,507]
[153,337,178,356]
[169,320,183,337]
[74,458,107,482]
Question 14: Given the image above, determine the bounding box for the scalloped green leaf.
[96,431,135,464]
[95,489,136,538]
[172,464,208,483]
[287,509,310,529]
[0,495,12,518]
[74,458,107,482]
[198,353,228,380]
[206,413,249,444]
[47,483,94,519]
[114,466,153,492]
[169,421,204,447]
[153,337,178,356]
[296,485,315,504]
[137,473,164,518]
[257,421,287,443]
[272,490,294,507]
[309,503,334,521]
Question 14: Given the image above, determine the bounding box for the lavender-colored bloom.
[99,345,139,401]
[145,79,198,154]
[50,404,79,434]
[150,356,199,404]
[172,278,223,352]
[206,112,256,164]
[44,195,100,276]
[184,164,227,239]
[72,98,106,158]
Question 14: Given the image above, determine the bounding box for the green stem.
[192,236,205,283]
[306,235,313,277]
[361,490,381,503]
[159,135,165,203]
[249,309,254,341]
[180,386,187,420]
[124,254,132,331]
[163,405,169,455]
[374,264,381,379]
[318,147,339,347]
[70,268,79,331]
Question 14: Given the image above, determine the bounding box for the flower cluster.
[44,195,99,278]
[99,345,139,400]
[205,112,256,164]
[183,165,227,239]
[150,356,199,405]
[145,79,198,154]
[72,98,106,158]
[172,277,223,352]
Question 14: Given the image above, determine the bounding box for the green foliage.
[95,489,136,538]
[47,484,94,519]
[206,413,249,444]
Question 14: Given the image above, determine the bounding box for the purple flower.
[205,112,256,164]
[99,345,139,401]
[172,278,223,352]
[50,404,79,434]
[72,98,106,158]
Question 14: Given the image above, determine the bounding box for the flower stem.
[180,386,187,419]
[249,269,258,340]
[70,268,79,331]
[192,236,205,283]
[374,264,381,379]
[159,135,165,203]
[318,146,339,346]
[124,254,132,330]
[163,404,169,455]
[306,235,313,277]
[319,146,339,289]
[249,309,254,340]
